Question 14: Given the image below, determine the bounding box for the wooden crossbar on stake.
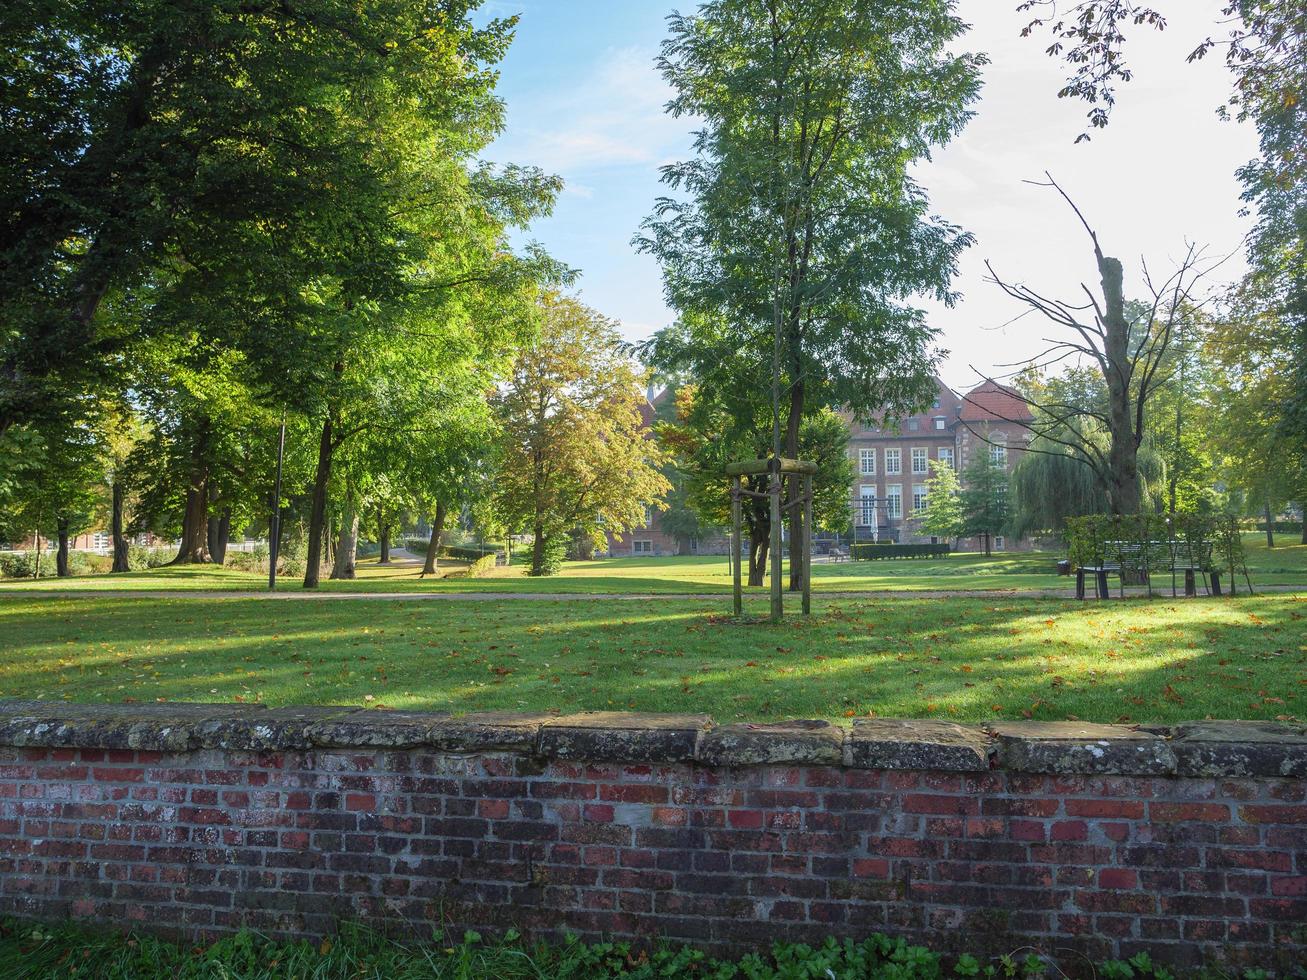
[728,458,815,623]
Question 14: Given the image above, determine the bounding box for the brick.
[1,705,1304,970]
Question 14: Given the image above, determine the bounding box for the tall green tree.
[2,408,106,576]
[916,459,965,546]
[493,295,670,577]
[960,448,1010,557]
[0,0,527,437]
[638,0,983,589]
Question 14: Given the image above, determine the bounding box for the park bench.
[828,547,849,563]
[1075,539,1221,600]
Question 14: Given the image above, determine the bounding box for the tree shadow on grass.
[0,593,1301,724]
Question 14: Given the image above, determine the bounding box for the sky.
[481,0,1259,394]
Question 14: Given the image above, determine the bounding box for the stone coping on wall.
[1,700,1304,778]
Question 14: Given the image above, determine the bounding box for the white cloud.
[493,46,693,176]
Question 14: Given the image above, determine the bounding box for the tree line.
[0,1,665,581]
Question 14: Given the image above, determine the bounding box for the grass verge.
[2,593,1303,724]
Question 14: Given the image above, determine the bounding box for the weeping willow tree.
[1009,417,1166,540]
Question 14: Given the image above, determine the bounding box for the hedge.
[400,538,503,563]
[851,543,950,560]
[1253,521,1303,534]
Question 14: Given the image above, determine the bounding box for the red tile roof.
[959,381,1034,423]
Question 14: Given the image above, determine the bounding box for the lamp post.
[267,411,286,591]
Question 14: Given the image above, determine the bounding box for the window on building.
[910,448,928,474]
[933,417,946,431]
[931,397,941,409]
[885,448,901,475]
[858,448,876,476]
[886,485,902,520]
[912,484,928,513]
[644,506,655,527]
[938,447,955,468]
[633,540,653,554]
[92,532,110,551]
[989,444,1008,466]
[858,486,876,527]
[994,536,1006,551]
[907,418,919,432]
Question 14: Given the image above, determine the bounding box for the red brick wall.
[1,706,1304,972]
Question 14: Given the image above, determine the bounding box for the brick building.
[845,378,1034,549]
[601,390,685,557]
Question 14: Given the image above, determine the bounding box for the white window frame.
[933,417,946,431]
[884,448,901,475]
[989,444,1008,466]
[857,485,877,527]
[994,536,1006,551]
[937,447,955,468]
[886,484,902,520]
[633,540,653,554]
[912,484,928,513]
[910,447,928,475]
[858,448,876,476]
[907,418,920,432]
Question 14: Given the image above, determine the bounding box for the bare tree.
[975,175,1220,515]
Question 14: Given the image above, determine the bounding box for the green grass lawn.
[2,534,1304,595]
[3,591,1303,724]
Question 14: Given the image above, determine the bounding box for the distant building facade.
[601,378,1034,558]
[845,378,1034,550]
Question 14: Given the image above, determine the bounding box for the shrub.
[127,545,171,570]
[535,537,567,575]
[224,545,269,573]
[0,552,37,578]
[465,552,498,578]
[851,543,950,560]
[0,550,110,578]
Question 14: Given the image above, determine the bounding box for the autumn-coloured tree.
[493,295,669,576]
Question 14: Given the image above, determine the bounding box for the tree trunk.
[378,515,391,564]
[171,481,211,564]
[32,530,41,578]
[303,411,335,588]
[530,519,546,577]
[303,410,337,588]
[1301,520,1306,546]
[207,507,231,565]
[56,519,70,577]
[421,502,448,577]
[1265,498,1275,549]
[748,530,769,587]
[171,429,212,564]
[1098,254,1142,515]
[111,481,130,572]
[330,499,360,580]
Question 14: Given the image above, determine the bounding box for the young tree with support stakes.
[639,0,983,595]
